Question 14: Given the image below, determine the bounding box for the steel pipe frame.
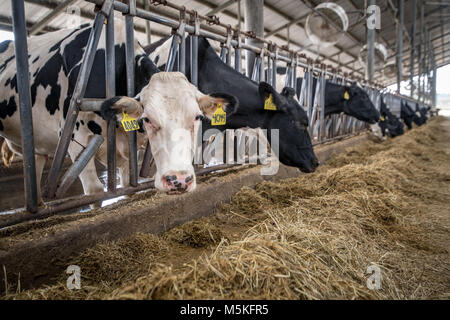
[125,6,139,188]
[45,0,114,199]
[106,9,117,192]
[11,0,424,215]
[55,135,104,199]
[11,0,38,213]
[84,0,374,85]
[397,0,405,93]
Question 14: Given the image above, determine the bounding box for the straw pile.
[5,117,450,300]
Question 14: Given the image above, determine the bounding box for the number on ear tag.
[264,94,277,111]
[344,91,350,100]
[211,104,226,126]
[121,111,140,132]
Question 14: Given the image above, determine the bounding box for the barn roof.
[0,0,448,87]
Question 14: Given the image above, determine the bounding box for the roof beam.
[28,0,78,35]
[206,0,237,16]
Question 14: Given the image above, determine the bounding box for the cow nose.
[162,171,195,194]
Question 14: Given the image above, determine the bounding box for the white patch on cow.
[0,16,148,204]
[149,37,171,69]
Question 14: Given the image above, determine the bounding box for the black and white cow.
[0,18,237,202]
[378,96,404,138]
[295,77,380,123]
[400,100,424,129]
[145,36,319,173]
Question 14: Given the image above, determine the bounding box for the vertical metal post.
[143,0,151,45]
[272,47,277,88]
[266,47,272,85]
[259,47,265,82]
[396,0,404,93]
[45,0,113,199]
[319,72,326,141]
[410,0,417,98]
[418,0,424,101]
[190,13,200,87]
[125,4,138,187]
[367,0,375,83]
[11,0,38,212]
[235,30,241,73]
[105,8,116,192]
[179,13,186,75]
[243,0,264,77]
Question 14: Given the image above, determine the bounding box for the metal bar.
[1,163,244,229]
[125,11,138,188]
[45,2,112,199]
[367,0,376,83]
[191,35,199,86]
[105,8,116,192]
[29,0,77,35]
[206,0,236,16]
[319,74,326,141]
[397,0,404,93]
[11,0,38,213]
[410,0,417,97]
[179,19,186,75]
[143,0,151,45]
[55,135,104,199]
[165,34,180,72]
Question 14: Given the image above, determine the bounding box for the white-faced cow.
[0,19,237,203]
[145,36,319,173]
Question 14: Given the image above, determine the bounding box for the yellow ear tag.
[380,116,385,121]
[121,111,140,132]
[264,94,277,111]
[344,91,350,100]
[211,103,226,126]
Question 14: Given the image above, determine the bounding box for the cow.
[295,77,380,123]
[0,18,237,204]
[378,96,404,138]
[145,36,319,173]
[271,66,380,123]
[400,100,424,129]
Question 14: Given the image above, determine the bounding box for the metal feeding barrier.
[5,0,410,220]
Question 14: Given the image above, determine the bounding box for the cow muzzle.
[161,170,195,194]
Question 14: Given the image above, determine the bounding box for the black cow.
[146,36,319,173]
[378,96,404,138]
[401,100,424,129]
[296,78,380,123]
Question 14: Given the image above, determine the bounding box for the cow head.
[341,83,380,123]
[258,83,319,173]
[101,72,238,194]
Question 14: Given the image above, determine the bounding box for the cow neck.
[196,38,267,118]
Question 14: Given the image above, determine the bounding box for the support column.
[11,0,38,212]
[243,0,264,77]
[396,0,404,93]
[410,0,417,98]
[367,0,376,84]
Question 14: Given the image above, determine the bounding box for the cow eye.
[195,114,204,121]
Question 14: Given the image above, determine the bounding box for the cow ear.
[281,87,296,99]
[258,82,284,111]
[100,97,144,122]
[197,93,238,119]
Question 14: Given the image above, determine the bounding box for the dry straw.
[6,117,450,300]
